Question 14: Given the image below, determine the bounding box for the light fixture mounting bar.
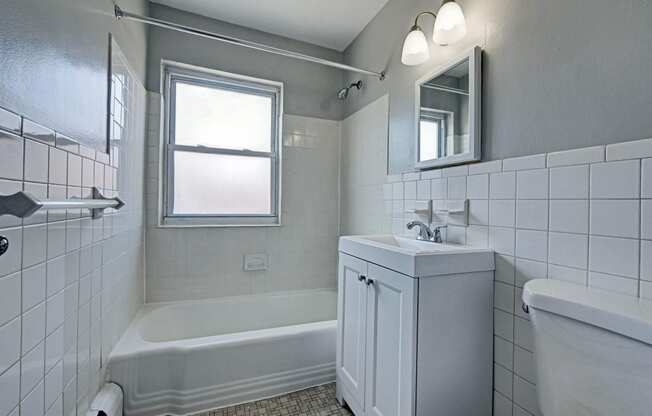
[114,5,386,80]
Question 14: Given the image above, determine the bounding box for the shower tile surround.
[144,93,341,302]
[0,57,146,416]
[379,138,652,416]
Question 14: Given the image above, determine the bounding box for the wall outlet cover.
[244,253,268,271]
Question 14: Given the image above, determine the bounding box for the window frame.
[160,62,283,227]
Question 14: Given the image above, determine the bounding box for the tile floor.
[193,383,353,416]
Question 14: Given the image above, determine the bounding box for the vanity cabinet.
[336,241,494,416]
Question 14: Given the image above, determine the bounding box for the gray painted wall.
[146,4,346,120]
[343,0,652,174]
[0,0,148,151]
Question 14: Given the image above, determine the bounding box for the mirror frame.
[414,45,482,170]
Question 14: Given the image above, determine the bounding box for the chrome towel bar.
[0,187,124,219]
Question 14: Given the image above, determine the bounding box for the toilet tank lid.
[523,279,652,345]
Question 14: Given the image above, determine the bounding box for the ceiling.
[150,0,390,51]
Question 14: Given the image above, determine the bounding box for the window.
[162,63,282,226]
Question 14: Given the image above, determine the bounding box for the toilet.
[522,279,652,416]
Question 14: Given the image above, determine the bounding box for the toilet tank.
[522,279,652,416]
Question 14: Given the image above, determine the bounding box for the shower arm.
[114,5,386,81]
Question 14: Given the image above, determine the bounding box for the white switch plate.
[244,253,268,271]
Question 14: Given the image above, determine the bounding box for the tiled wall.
[0,49,146,416]
[144,93,341,302]
[378,138,652,416]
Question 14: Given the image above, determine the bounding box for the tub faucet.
[406,221,434,241]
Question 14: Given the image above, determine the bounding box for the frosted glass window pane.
[174,81,272,152]
[173,151,272,215]
[420,120,439,161]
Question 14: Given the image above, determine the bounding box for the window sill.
[159,216,281,228]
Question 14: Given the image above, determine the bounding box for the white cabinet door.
[337,253,369,411]
[364,264,417,416]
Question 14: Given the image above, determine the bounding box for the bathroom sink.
[339,234,494,277]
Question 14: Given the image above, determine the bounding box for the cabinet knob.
[366,279,375,286]
[358,275,366,282]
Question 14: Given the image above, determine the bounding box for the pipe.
[114,5,386,80]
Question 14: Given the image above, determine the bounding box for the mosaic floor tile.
[192,383,353,416]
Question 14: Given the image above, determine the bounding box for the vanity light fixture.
[401,0,468,66]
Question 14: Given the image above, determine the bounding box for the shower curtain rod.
[114,5,386,80]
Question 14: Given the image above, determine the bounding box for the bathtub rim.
[109,288,337,361]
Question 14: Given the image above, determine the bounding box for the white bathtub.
[108,289,337,416]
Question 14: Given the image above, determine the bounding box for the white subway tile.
[469,199,489,225]
[0,273,21,326]
[514,317,534,351]
[47,222,66,260]
[642,158,652,198]
[515,258,547,287]
[495,254,515,285]
[430,178,446,199]
[44,326,64,374]
[467,174,489,199]
[589,272,638,296]
[503,154,546,171]
[606,137,652,161]
[491,227,515,256]
[642,200,652,240]
[22,302,45,354]
[67,154,82,187]
[513,376,540,416]
[49,148,68,186]
[548,232,588,269]
[547,146,604,167]
[24,139,49,183]
[641,240,652,281]
[516,200,548,231]
[494,336,514,370]
[516,230,548,262]
[0,318,21,374]
[23,224,47,268]
[0,132,24,180]
[490,200,516,227]
[46,256,66,298]
[416,180,430,200]
[494,281,515,313]
[494,364,513,399]
[22,263,46,312]
[46,291,65,335]
[404,181,417,199]
[590,160,640,199]
[549,165,589,199]
[589,235,639,278]
[549,200,589,234]
[548,264,587,285]
[469,160,502,175]
[590,200,639,238]
[514,346,536,384]
[0,361,20,416]
[447,176,467,199]
[442,165,469,177]
[21,342,45,399]
[494,308,514,341]
[21,380,44,416]
[44,360,63,411]
[82,158,94,188]
[516,169,549,199]
[467,225,489,248]
[490,172,516,199]
[494,391,512,416]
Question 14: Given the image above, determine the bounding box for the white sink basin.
[339,234,494,277]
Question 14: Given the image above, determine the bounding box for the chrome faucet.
[406,221,434,241]
[432,225,448,244]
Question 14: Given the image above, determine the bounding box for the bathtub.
[108,289,337,416]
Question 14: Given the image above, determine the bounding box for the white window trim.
[159,61,283,228]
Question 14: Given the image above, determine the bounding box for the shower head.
[337,80,363,100]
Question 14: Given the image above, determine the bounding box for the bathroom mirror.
[414,46,481,169]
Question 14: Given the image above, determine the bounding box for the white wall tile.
[547,146,604,167]
[494,309,514,341]
[430,178,446,199]
[447,176,466,199]
[404,181,416,199]
[495,254,515,285]
[47,222,66,260]
[0,318,21,375]
[0,273,21,326]
[416,180,430,200]
[21,303,45,354]
[490,200,516,227]
[22,264,46,312]
[490,172,516,199]
[21,379,44,416]
[549,200,589,234]
[516,230,548,262]
[514,347,536,384]
[514,317,534,351]
[443,165,468,177]
[67,155,81,188]
[494,336,514,370]
[44,361,63,410]
[642,158,652,198]
[48,148,67,186]
[590,160,640,199]
[549,165,589,199]
[516,169,549,199]
[590,200,639,238]
[44,326,63,374]
[641,200,652,240]
[494,364,513,399]
[548,264,587,285]
[467,225,489,248]
[469,200,489,226]
[491,227,515,256]
[494,392,512,416]
[469,160,502,175]
[24,139,49,183]
[589,236,639,278]
[23,225,47,268]
[548,232,588,269]
[516,200,548,231]
[467,174,488,199]
[641,240,652,281]
[420,169,441,179]
[495,281,515,313]
[0,133,24,180]
[0,361,20,416]
[513,376,540,416]
[606,137,652,161]
[589,272,638,296]
[515,258,547,287]
[503,154,546,171]
[20,342,44,398]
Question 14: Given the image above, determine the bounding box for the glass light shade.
[433,1,467,45]
[401,28,430,66]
